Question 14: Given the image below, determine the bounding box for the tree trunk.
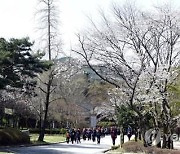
[138,117,147,147]
[38,80,51,141]
[121,127,124,144]
[162,125,167,148]
[161,98,173,149]
[162,125,173,149]
[38,103,49,141]
[138,128,142,140]
[142,128,148,147]
[134,128,138,142]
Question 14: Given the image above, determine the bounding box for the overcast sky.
[0,0,180,53]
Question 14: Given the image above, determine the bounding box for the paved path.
[0,135,125,154]
[174,141,180,150]
[1,135,179,153]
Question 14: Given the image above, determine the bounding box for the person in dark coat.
[96,128,101,144]
[92,128,96,142]
[127,125,132,141]
[82,128,87,140]
[101,128,105,137]
[87,128,92,140]
[110,126,117,145]
[76,128,81,143]
[70,128,76,144]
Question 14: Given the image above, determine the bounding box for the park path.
[174,141,180,150]
[1,135,126,154]
[1,135,179,153]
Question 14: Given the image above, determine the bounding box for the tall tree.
[35,0,61,141]
[0,37,49,128]
[0,37,48,89]
[73,2,180,148]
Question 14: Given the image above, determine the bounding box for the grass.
[30,134,66,144]
[108,141,180,154]
[0,152,13,154]
[0,134,66,154]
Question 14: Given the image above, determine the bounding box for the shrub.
[0,127,30,146]
[122,141,179,154]
[122,141,145,153]
[145,147,180,154]
[29,128,61,134]
[48,128,60,134]
[29,128,39,134]
[97,121,115,127]
[60,128,66,134]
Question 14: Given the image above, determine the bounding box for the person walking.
[110,126,117,146]
[127,125,132,141]
[101,128,105,137]
[76,128,81,143]
[87,128,92,140]
[66,130,70,144]
[96,128,101,144]
[82,128,87,141]
[70,128,76,144]
[92,128,96,142]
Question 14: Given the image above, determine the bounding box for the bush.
[97,121,115,127]
[29,128,39,134]
[0,127,30,146]
[29,128,61,134]
[60,128,66,134]
[122,141,145,153]
[48,128,60,134]
[145,147,180,154]
[122,141,179,154]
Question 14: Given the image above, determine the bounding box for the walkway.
[0,135,122,154]
[1,135,179,153]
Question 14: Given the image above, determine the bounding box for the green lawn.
[0,134,66,153]
[30,134,66,144]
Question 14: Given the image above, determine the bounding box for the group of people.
[66,128,81,144]
[66,126,125,146]
[66,127,104,144]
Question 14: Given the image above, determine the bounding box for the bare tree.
[73,2,180,148]
[73,2,149,144]
[35,0,62,141]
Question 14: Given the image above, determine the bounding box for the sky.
[0,0,180,53]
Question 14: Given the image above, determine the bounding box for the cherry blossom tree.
[73,2,180,148]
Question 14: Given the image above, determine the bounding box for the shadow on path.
[1,138,112,154]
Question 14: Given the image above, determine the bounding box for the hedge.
[0,127,30,146]
[29,128,67,134]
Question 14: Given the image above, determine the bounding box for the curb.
[103,148,111,153]
[103,145,121,153]
[0,141,66,149]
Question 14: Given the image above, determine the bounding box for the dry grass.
[122,141,180,154]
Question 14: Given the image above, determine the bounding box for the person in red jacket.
[66,131,70,144]
[110,126,117,145]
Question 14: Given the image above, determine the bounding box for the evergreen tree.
[0,37,49,90]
